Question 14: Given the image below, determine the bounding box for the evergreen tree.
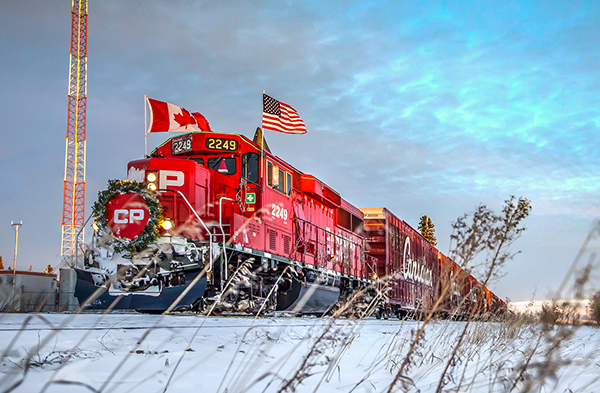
[418,215,437,246]
[427,217,436,246]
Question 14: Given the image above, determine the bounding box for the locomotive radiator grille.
[283,234,291,255]
[269,229,277,251]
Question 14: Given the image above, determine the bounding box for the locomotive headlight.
[146,172,157,182]
[161,219,174,231]
[146,171,158,191]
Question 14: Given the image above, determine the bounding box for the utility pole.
[11,221,22,300]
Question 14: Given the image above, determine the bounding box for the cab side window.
[267,161,277,187]
[275,168,285,193]
[242,152,259,183]
[267,161,291,195]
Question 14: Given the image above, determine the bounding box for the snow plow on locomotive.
[76,128,505,318]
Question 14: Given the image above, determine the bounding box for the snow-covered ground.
[0,312,598,392]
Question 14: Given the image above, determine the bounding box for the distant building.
[0,270,58,312]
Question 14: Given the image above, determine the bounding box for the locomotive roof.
[150,130,362,217]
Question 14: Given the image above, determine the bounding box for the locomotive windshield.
[208,156,237,175]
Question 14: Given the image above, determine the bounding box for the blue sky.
[1,1,599,301]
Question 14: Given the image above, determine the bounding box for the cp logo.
[105,193,150,240]
[159,170,184,188]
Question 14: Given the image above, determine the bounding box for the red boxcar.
[438,252,470,317]
[361,208,438,318]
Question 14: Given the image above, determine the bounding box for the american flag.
[262,94,307,134]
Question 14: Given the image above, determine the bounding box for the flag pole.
[144,95,148,157]
[262,91,265,148]
[258,90,267,184]
[261,91,266,181]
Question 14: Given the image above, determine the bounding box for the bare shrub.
[432,196,531,393]
[590,290,600,324]
[540,300,564,325]
[540,300,581,325]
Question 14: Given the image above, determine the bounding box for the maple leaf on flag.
[173,108,196,128]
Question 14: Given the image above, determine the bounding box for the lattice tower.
[61,0,87,266]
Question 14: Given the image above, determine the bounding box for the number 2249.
[271,204,288,221]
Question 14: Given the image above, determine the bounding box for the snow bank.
[0,313,598,392]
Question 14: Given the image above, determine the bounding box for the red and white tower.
[61,0,88,265]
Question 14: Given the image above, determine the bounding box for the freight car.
[360,208,438,319]
[75,129,503,317]
[360,208,500,319]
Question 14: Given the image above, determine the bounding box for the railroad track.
[0,313,410,332]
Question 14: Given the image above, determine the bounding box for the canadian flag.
[146,97,212,133]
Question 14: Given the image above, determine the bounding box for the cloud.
[1,0,600,300]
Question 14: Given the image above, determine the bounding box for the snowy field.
[0,313,599,392]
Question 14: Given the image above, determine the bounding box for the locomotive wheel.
[191,297,206,313]
[383,309,390,320]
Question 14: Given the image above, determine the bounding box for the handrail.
[295,217,363,248]
[219,196,236,284]
[295,217,364,278]
[159,188,214,273]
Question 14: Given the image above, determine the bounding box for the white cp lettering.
[159,170,184,188]
[114,209,145,224]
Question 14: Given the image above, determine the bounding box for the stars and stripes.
[262,94,307,134]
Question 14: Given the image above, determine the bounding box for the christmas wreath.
[92,179,164,253]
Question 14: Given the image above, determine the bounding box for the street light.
[11,221,22,299]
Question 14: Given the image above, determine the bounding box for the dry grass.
[0,281,599,392]
[1,200,599,392]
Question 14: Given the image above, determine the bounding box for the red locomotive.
[75,128,504,317]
